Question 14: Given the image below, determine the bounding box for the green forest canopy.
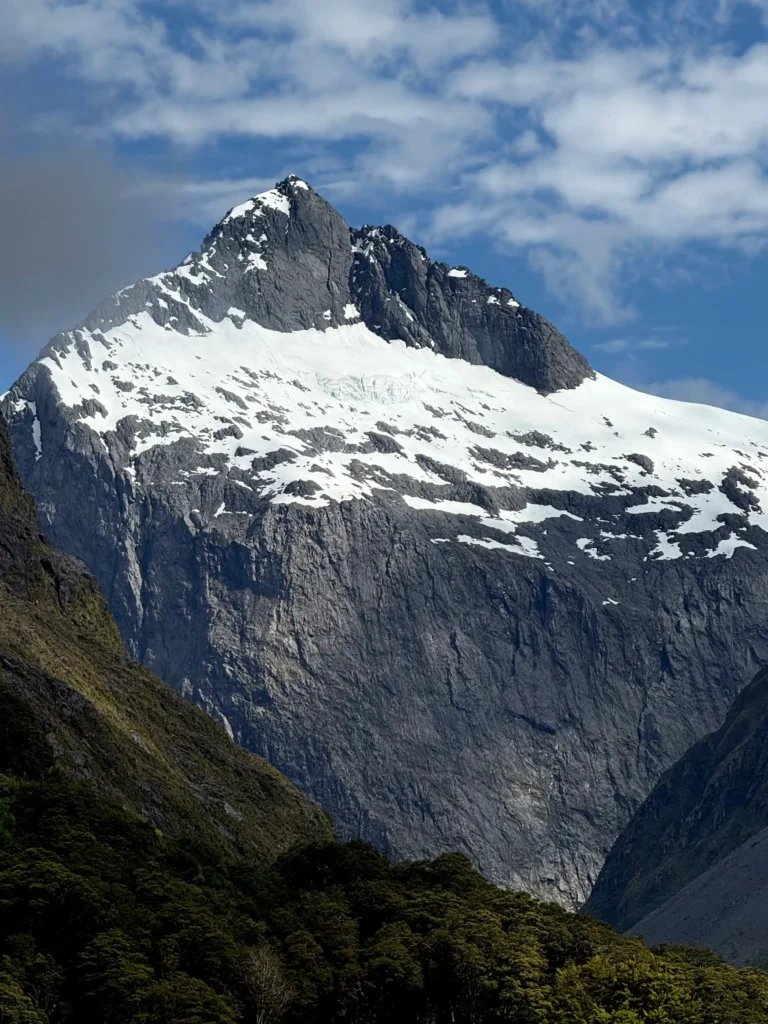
[3,681,768,1024]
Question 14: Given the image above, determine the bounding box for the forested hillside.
[4,708,768,1023]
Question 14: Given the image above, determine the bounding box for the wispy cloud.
[1,0,498,189]
[435,40,768,320]
[645,377,768,419]
[592,337,678,354]
[151,175,277,225]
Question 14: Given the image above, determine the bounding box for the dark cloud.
[0,143,186,350]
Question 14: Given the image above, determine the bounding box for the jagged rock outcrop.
[5,176,768,906]
[585,666,768,963]
[350,223,591,392]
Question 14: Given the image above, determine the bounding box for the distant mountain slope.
[6,176,768,905]
[0,410,331,857]
[627,825,768,966]
[585,666,768,960]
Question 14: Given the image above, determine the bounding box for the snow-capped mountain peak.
[5,177,768,909]
[221,175,308,224]
[9,178,768,570]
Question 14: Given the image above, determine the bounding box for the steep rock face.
[5,177,768,906]
[0,410,331,857]
[350,223,591,391]
[585,666,768,954]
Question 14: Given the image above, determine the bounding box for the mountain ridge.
[40,175,592,397]
[6,176,768,906]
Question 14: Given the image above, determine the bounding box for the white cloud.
[223,0,497,66]
[645,377,768,419]
[1,0,497,190]
[434,41,768,319]
[3,0,768,320]
[592,337,675,353]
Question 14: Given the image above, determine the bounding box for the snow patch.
[457,534,543,558]
[245,252,268,272]
[576,538,611,561]
[707,534,758,558]
[223,187,291,223]
[403,496,489,517]
[28,402,42,460]
[650,531,683,560]
[223,199,258,223]
[627,499,684,515]
[258,189,291,216]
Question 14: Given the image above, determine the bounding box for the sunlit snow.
[18,293,768,566]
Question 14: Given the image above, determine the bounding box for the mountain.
[584,666,768,965]
[5,381,768,1023]
[0,407,331,857]
[5,175,768,906]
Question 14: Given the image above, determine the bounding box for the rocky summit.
[5,176,768,907]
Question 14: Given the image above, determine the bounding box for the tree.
[0,972,47,1024]
[241,947,292,1024]
[361,922,424,1024]
[143,977,239,1024]
[282,930,333,1021]
[78,929,154,1023]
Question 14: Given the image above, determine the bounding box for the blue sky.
[1,0,767,415]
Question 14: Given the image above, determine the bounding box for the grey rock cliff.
[5,176,768,907]
[350,224,591,392]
